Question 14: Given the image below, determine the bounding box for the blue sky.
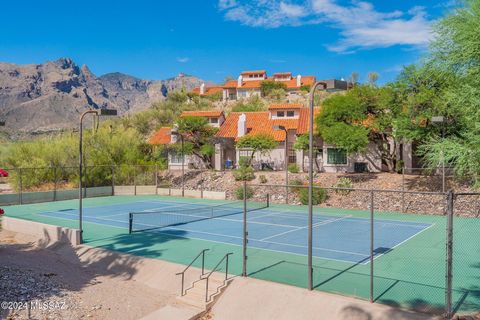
[0,0,457,84]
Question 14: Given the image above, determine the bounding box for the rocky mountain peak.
[0,58,205,135]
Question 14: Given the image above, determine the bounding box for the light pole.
[273,125,289,204]
[171,127,185,197]
[79,108,117,243]
[431,116,446,193]
[307,81,327,290]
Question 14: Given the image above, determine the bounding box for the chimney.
[296,75,302,87]
[237,75,243,87]
[200,83,205,95]
[237,113,247,138]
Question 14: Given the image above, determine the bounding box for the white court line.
[259,215,353,241]
[130,220,370,257]
[368,222,436,264]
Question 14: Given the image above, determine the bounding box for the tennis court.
[3,194,479,315]
[35,197,432,264]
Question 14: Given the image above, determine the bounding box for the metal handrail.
[202,252,233,302]
[176,249,209,296]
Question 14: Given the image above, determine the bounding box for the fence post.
[111,165,115,196]
[134,165,137,196]
[401,167,405,213]
[19,168,23,205]
[445,190,454,319]
[155,165,158,195]
[200,170,204,199]
[370,190,375,303]
[242,180,248,277]
[53,166,57,201]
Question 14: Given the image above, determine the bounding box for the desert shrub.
[333,177,353,195]
[235,185,254,200]
[233,166,255,181]
[298,185,328,205]
[288,163,299,173]
[259,174,268,184]
[289,178,304,193]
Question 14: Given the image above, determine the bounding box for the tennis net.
[128,194,269,233]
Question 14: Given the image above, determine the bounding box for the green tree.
[176,116,218,169]
[393,0,480,184]
[260,81,287,96]
[236,133,277,166]
[317,84,399,171]
[293,134,321,172]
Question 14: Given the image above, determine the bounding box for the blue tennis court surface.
[38,198,433,264]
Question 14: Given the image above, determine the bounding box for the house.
[214,104,382,172]
[191,70,349,101]
[148,111,225,170]
[149,105,383,173]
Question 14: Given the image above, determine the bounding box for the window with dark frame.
[277,111,285,117]
[327,148,347,165]
[286,110,294,117]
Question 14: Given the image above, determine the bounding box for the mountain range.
[0,58,204,135]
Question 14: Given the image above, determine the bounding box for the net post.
[370,190,374,303]
[445,190,454,319]
[266,193,270,208]
[128,212,133,234]
[200,170,204,199]
[242,180,247,277]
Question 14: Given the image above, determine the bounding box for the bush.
[289,178,304,193]
[333,177,353,195]
[235,185,254,200]
[288,163,299,173]
[259,175,268,184]
[298,186,328,205]
[233,166,255,181]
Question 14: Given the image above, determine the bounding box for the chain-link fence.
[1,165,478,318]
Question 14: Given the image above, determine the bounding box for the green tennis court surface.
[3,195,479,315]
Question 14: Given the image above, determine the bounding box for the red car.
[0,169,8,177]
[0,208,4,215]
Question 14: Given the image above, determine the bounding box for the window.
[276,111,285,117]
[327,148,347,165]
[210,117,218,123]
[170,152,184,164]
[238,91,248,98]
[286,110,294,117]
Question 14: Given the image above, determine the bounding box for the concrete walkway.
[210,277,439,320]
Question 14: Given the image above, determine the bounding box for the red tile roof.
[217,112,301,142]
[149,127,171,145]
[222,76,316,90]
[268,103,304,110]
[297,107,321,134]
[191,86,223,96]
[241,70,267,75]
[181,110,224,118]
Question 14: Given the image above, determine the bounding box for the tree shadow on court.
[0,226,186,319]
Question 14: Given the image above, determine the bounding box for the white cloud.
[176,57,190,63]
[218,0,433,52]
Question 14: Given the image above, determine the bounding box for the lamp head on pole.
[96,108,118,116]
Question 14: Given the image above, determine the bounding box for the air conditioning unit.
[354,162,368,173]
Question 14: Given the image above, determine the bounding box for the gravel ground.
[0,230,166,320]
